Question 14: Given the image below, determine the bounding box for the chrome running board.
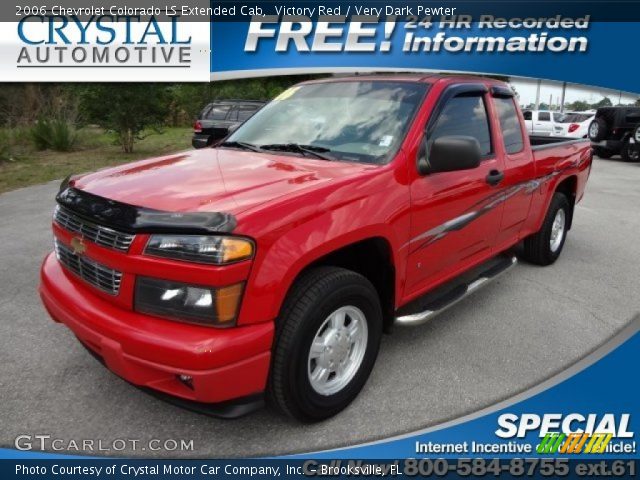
[395,255,517,327]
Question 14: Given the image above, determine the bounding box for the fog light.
[135,277,243,327]
[177,374,194,389]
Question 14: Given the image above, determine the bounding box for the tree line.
[2,79,639,154]
[0,77,319,153]
[522,96,640,112]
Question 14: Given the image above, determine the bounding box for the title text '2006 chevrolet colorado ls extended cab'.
[40,75,592,421]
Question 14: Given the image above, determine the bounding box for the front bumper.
[40,253,273,406]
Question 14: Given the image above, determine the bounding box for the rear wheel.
[620,138,640,162]
[521,193,570,266]
[268,267,383,422]
[593,147,614,159]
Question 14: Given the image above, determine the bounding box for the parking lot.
[0,156,638,458]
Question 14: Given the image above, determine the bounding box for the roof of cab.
[299,73,508,87]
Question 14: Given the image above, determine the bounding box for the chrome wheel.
[549,209,566,253]
[307,306,368,396]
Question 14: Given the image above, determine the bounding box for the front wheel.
[521,193,571,266]
[268,267,383,422]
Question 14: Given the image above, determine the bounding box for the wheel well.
[296,238,396,333]
[555,176,577,229]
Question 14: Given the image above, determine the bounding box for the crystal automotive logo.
[496,414,634,454]
[16,15,192,69]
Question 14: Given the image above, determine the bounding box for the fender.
[236,181,410,325]
[239,226,401,326]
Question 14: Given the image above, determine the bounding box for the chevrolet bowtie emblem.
[70,237,86,256]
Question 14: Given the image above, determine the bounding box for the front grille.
[54,206,134,252]
[54,240,123,295]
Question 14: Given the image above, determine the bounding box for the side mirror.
[418,135,482,175]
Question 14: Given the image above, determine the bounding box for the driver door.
[405,84,505,298]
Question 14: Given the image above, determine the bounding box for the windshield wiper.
[218,141,263,152]
[259,143,333,160]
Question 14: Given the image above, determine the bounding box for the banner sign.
[0,1,638,92]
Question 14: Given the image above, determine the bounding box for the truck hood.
[71,148,375,216]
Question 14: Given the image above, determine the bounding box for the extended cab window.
[494,97,524,154]
[430,95,492,156]
[538,112,551,122]
[523,111,532,120]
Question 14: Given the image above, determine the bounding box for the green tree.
[592,97,613,109]
[567,100,590,112]
[167,84,210,126]
[79,84,170,153]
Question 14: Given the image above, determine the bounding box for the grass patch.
[0,127,192,194]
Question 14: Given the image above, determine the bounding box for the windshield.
[225,81,429,164]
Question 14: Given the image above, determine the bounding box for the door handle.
[486,169,504,186]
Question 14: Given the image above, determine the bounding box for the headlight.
[135,277,244,327]
[144,235,254,265]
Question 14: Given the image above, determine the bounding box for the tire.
[588,118,608,142]
[268,266,383,422]
[620,138,640,162]
[593,146,614,159]
[521,193,571,266]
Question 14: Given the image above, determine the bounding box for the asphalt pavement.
[0,156,638,457]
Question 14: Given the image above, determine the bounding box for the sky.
[510,77,639,109]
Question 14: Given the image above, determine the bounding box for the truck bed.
[529,135,592,208]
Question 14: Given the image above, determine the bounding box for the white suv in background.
[522,110,566,136]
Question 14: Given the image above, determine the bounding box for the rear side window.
[226,107,239,122]
[523,111,532,120]
[494,97,524,154]
[430,95,492,156]
[237,105,260,122]
[205,105,231,120]
[538,112,551,121]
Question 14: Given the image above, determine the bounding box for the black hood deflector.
[56,187,236,234]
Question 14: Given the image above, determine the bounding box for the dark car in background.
[588,106,640,161]
[192,99,266,148]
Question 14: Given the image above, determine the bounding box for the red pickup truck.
[40,75,592,422]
